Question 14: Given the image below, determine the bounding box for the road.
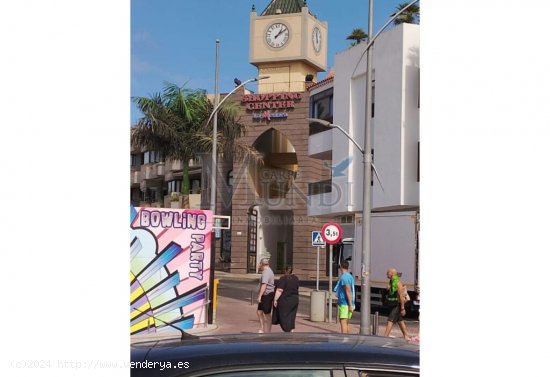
[217,277,313,317]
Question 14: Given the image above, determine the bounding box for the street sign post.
[312,231,325,291]
[321,222,343,323]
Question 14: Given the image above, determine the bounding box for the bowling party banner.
[130,207,212,335]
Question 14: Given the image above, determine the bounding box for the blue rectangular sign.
[311,231,325,247]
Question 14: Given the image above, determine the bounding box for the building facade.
[308,23,420,237]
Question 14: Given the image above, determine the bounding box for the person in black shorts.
[256,258,275,333]
[383,268,411,341]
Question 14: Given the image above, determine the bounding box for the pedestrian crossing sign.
[312,231,326,247]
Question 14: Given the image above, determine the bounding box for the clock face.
[312,27,322,53]
[265,22,290,48]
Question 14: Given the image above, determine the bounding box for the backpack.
[402,285,411,303]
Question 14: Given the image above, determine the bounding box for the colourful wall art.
[130,206,212,335]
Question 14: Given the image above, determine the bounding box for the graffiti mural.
[130,206,212,335]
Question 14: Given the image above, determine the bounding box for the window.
[227,170,233,195]
[357,371,418,377]
[371,82,375,117]
[310,88,333,123]
[167,180,182,194]
[143,150,162,164]
[227,170,233,187]
[131,154,142,167]
[208,370,332,377]
[140,188,158,202]
[370,148,376,186]
[340,215,354,224]
[190,179,201,194]
[130,188,141,206]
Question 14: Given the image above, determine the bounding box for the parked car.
[131,332,419,376]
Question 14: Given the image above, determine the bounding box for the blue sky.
[131,0,410,122]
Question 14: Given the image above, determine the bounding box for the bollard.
[250,289,254,305]
[213,278,219,323]
[204,286,209,328]
[310,290,326,322]
[371,311,379,335]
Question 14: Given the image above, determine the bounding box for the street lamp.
[307,118,364,154]
[205,75,270,137]
[309,0,418,334]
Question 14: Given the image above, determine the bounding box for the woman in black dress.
[272,265,300,332]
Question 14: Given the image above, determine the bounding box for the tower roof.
[260,0,310,16]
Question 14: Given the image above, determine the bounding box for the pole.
[360,0,374,335]
[208,39,220,325]
[210,39,220,214]
[328,244,333,323]
[316,246,320,291]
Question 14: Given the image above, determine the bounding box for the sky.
[131,0,410,122]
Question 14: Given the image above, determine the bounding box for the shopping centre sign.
[242,92,303,121]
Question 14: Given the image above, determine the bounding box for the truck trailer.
[333,209,420,314]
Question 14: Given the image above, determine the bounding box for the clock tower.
[249,0,328,93]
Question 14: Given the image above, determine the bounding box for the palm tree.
[392,2,420,25]
[346,28,368,46]
[131,82,262,207]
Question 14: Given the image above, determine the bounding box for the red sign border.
[321,222,343,245]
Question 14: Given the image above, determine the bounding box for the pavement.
[131,271,419,344]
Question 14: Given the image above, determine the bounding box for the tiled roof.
[261,0,308,15]
[307,71,335,91]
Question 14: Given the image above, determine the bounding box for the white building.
[308,23,420,218]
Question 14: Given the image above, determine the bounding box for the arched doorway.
[247,129,298,273]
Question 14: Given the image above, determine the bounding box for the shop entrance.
[246,129,297,273]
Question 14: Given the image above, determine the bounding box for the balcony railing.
[131,170,141,184]
[145,165,158,180]
[156,162,165,176]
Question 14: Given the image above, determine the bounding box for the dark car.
[131,332,419,377]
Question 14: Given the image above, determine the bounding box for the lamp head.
[306,118,331,127]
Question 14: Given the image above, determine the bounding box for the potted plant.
[170,192,181,208]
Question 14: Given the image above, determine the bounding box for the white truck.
[334,209,420,314]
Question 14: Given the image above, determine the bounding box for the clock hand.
[275,27,286,39]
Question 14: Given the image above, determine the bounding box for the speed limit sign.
[321,222,343,245]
